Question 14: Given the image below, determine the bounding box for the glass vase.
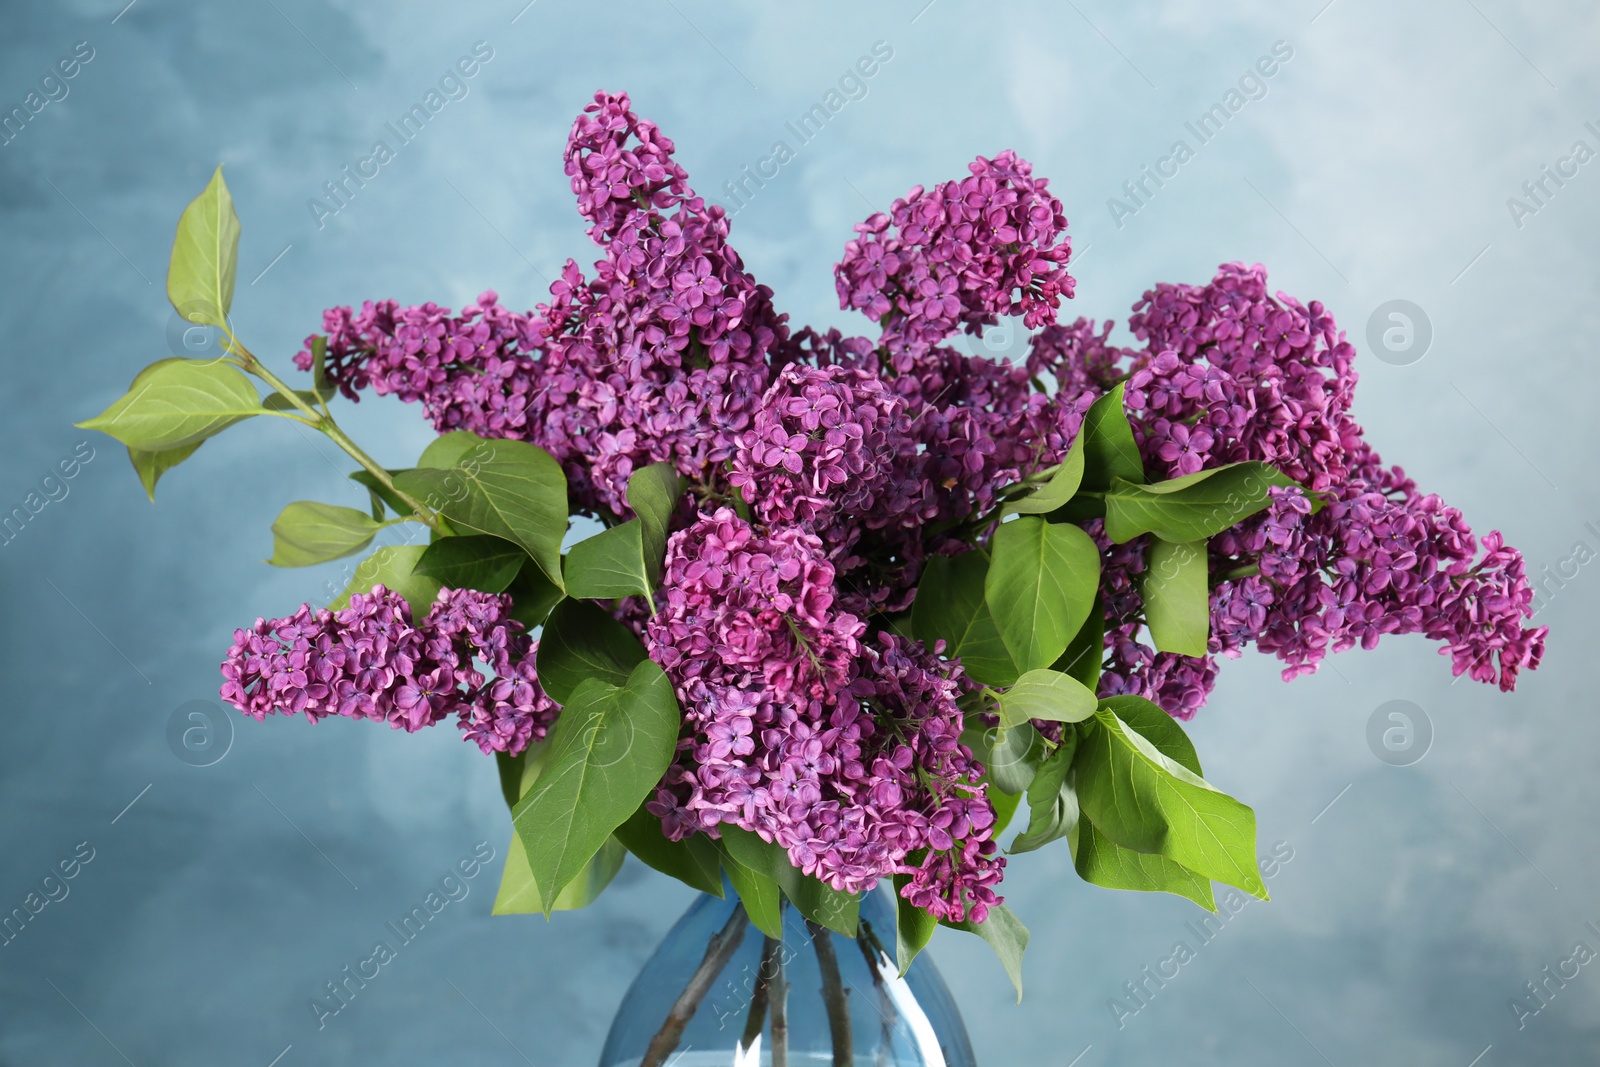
[599,882,977,1066]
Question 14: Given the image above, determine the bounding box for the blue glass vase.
[599,883,977,1066]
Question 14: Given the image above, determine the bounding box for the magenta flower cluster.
[644,509,1002,919]
[239,90,1547,920]
[1036,262,1545,711]
[220,586,557,757]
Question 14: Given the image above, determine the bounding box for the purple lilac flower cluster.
[244,91,1545,920]
[835,150,1074,357]
[1034,262,1545,703]
[643,509,1002,920]
[220,586,557,756]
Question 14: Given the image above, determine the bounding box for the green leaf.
[1103,462,1304,544]
[534,598,648,707]
[627,462,685,585]
[1101,695,1201,776]
[719,826,859,937]
[613,805,724,898]
[495,750,525,810]
[418,431,487,470]
[1141,538,1210,657]
[504,559,564,630]
[268,501,381,567]
[127,441,203,501]
[963,720,1045,796]
[414,534,525,594]
[912,552,1019,687]
[985,516,1101,673]
[261,387,335,412]
[1074,709,1266,899]
[1072,817,1216,909]
[943,904,1029,1002]
[893,876,938,977]
[564,521,653,604]
[393,435,568,588]
[310,335,329,393]
[329,544,442,620]
[493,832,625,914]
[77,357,263,451]
[1009,730,1079,854]
[1001,430,1086,519]
[166,165,239,329]
[1079,382,1144,492]
[511,660,682,910]
[989,784,1022,837]
[1052,595,1104,691]
[995,669,1097,731]
[348,470,412,518]
[717,838,784,938]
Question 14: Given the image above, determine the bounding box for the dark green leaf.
[268,501,381,567]
[1002,430,1086,519]
[349,470,412,518]
[1141,537,1210,657]
[564,521,652,604]
[1072,817,1216,909]
[128,441,202,501]
[166,165,239,329]
[511,660,681,910]
[1009,730,1080,854]
[1080,382,1144,492]
[985,516,1101,673]
[329,545,442,620]
[1103,462,1304,544]
[1101,694,1201,775]
[912,552,1019,687]
[613,805,724,898]
[495,750,524,811]
[989,785,1022,836]
[534,598,647,706]
[1051,595,1104,691]
[77,357,262,451]
[414,534,525,593]
[393,435,568,587]
[1074,709,1266,899]
[943,904,1029,1002]
[717,838,784,938]
[261,387,335,412]
[310,335,328,394]
[995,668,1097,731]
[719,825,858,937]
[893,875,938,977]
[964,720,1046,796]
[627,462,684,586]
[504,559,564,630]
[493,832,625,914]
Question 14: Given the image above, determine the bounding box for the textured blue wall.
[2,1,1595,1063]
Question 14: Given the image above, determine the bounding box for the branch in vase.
[808,918,855,1067]
[639,906,750,1067]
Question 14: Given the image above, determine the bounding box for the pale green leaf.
[78,358,262,451]
[166,165,239,329]
[1141,537,1210,657]
[269,501,381,568]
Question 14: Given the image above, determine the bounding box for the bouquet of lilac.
[79,92,1544,997]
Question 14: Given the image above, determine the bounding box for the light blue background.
[2,1,1596,1064]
